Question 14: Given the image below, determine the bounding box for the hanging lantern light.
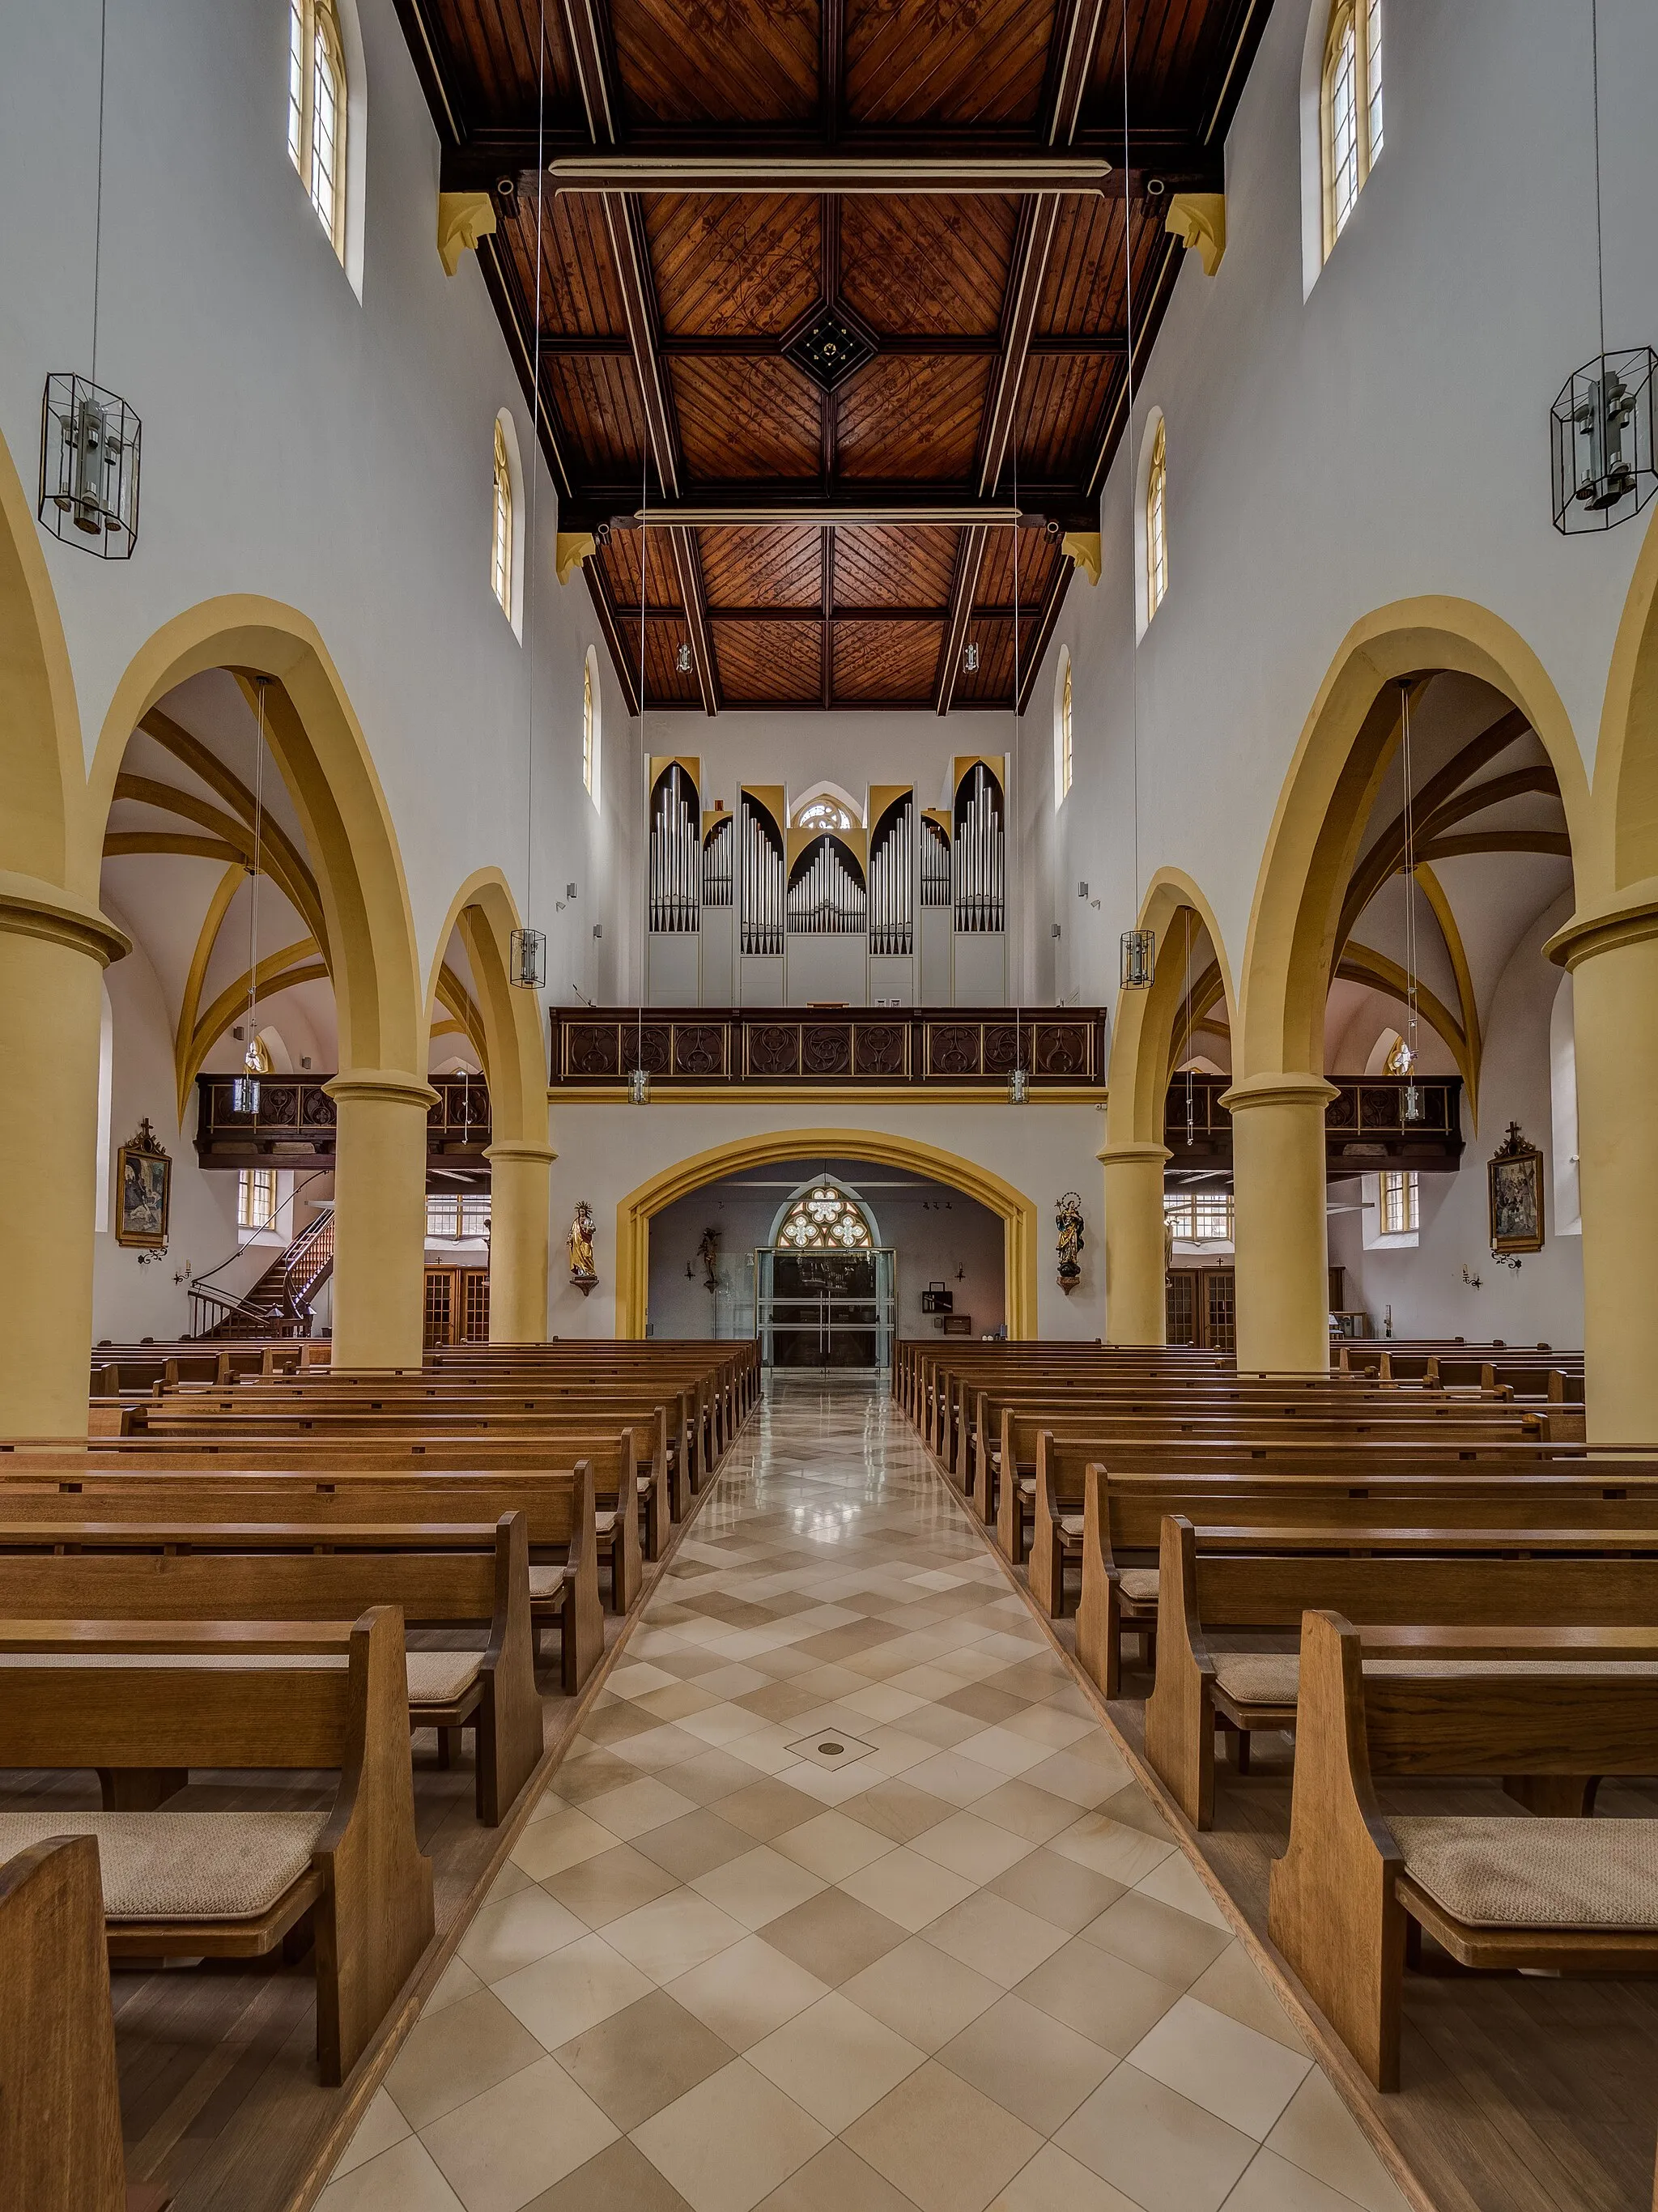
[963,640,980,674]
[232,1035,263,1117]
[509,926,546,990]
[675,641,693,674]
[39,375,141,557]
[628,1064,652,1105]
[1120,929,1155,989]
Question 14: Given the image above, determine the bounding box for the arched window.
[776,1183,874,1251]
[582,650,599,805]
[1145,417,1168,622]
[1321,0,1382,257]
[1056,650,1073,802]
[288,0,348,259]
[491,418,512,619]
[796,798,854,834]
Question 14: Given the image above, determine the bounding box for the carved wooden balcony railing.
[550,1006,1107,1090]
[1164,1073,1465,1172]
[193,1074,491,1167]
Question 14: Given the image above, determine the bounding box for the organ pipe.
[868,794,914,956]
[741,791,784,956]
[703,814,733,907]
[920,815,952,907]
[786,836,867,936]
[649,761,700,934]
[952,763,1005,934]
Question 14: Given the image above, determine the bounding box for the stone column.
[1100,1140,1171,1346]
[0,877,129,1436]
[483,1139,555,1343]
[1224,1073,1337,1373]
[324,1070,437,1369]
[1547,898,1658,1444]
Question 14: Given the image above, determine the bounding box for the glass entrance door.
[755,1249,895,1372]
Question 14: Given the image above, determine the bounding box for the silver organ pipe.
[786,837,867,936]
[740,793,784,956]
[702,814,733,907]
[953,764,1005,934]
[649,764,700,934]
[920,817,952,907]
[868,797,914,956]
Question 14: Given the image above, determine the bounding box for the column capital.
[0,872,130,968]
[484,1140,558,1167]
[1544,889,1658,971]
[324,1069,440,1111]
[1220,1072,1339,1115]
[1096,1141,1172,1168]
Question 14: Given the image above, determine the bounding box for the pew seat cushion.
[527,1564,572,1604]
[595,1510,618,1538]
[0,1810,327,1920]
[1214,1653,1658,1711]
[1118,1568,1158,1602]
[406,1650,483,1704]
[1392,1816,1658,1929]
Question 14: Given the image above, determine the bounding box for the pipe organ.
[644,763,1007,1004]
[648,759,700,934]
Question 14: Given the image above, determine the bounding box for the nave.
[321,1377,1406,2212]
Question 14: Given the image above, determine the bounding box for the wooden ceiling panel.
[835,355,993,481]
[974,526,1061,610]
[1091,0,1240,123]
[952,610,1044,703]
[833,620,945,702]
[618,618,704,704]
[834,527,959,610]
[714,619,823,701]
[500,194,627,336]
[840,198,1018,338]
[1018,351,1120,479]
[699,526,823,609]
[845,0,1058,126]
[597,528,684,611]
[648,195,822,337]
[671,358,823,479]
[610,0,820,123]
[544,355,646,474]
[1038,197,1163,335]
[427,0,578,126]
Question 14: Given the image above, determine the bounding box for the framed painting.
[1487,1121,1544,1254]
[116,1120,172,1249]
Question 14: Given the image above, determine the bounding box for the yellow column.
[1547,900,1658,1444]
[0,878,130,1437]
[1224,1073,1337,1373]
[324,1070,436,1369]
[483,1139,555,1343]
[1100,1141,1170,1345]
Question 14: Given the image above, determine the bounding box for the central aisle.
[323,1379,1405,2212]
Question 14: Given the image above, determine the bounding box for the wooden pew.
[0,1608,434,2084]
[0,1465,607,1693]
[1143,1514,1658,1827]
[0,1516,543,1823]
[1268,1610,1658,2090]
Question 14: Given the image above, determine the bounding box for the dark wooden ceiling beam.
[670,527,721,713]
[537,332,1127,356]
[1019,556,1073,715]
[585,561,640,717]
[821,530,835,708]
[820,0,845,150]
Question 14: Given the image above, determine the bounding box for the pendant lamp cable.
[1400,681,1421,1092]
[1590,0,1606,371]
[523,0,549,937]
[636,386,649,1088]
[1184,905,1194,1143]
[1121,0,1141,921]
[1013,418,1022,1078]
[91,0,108,385]
[247,681,266,1052]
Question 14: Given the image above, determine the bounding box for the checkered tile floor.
[322,1377,1407,2212]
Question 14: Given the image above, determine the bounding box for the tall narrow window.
[1146,418,1168,621]
[582,656,595,797]
[1060,656,1073,799]
[239,1168,278,1233]
[1321,0,1382,257]
[491,418,513,618]
[287,0,347,259]
[1379,1168,1418,1236]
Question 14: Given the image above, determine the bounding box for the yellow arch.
[0,423,86,895]
[1105,866,1239,1150]
[1237,597,1591,1080]
[423,868,551,1151]
[1585,500,1658,901]
[613,1129,1039,1342]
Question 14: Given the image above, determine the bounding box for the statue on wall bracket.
[1056,1190,1085,1294]
[568,1199,597,1295]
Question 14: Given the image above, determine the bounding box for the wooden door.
[1203,1270,1236,1353]
[423,1267,457,1347]
[461,1270,491,1343]
[1165,1270,1197,1346]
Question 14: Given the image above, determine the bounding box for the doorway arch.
[614,1129,1039,1340]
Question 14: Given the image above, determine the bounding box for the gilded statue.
[568,1199,597,1281]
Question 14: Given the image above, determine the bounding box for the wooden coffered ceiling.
[393,0,1273,711]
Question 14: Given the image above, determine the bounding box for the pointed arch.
[424,868,551,1150]
[1106,868,1239,1151]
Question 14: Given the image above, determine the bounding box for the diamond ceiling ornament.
[783,306,878,393]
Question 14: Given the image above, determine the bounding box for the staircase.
[190,1206,335,1339]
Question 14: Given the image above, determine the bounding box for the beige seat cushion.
[1215,1653,1658,1711]
[595,1509,617,1538]
[1394,1816,1658,1930]
[528,1563,571,1601]
[1018,1478,1035,1499]
[0,1810,327,1921]
[406,1649,483,1704]
[1118,1568,1159,1603]
[1058,1514,1084,1542]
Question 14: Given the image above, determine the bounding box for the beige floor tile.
[957,1725,1056,1778]
[553,1988,734,2129]
[674,1748,789,1806]
[1015,1937,1184,2056]
[773,1808,897,1880]
[760,1885,910,1984]
[696,1663,775,1699]
[631,2057,830,2212]
[903,1749,1006,1806]
[487,1856,535,1895]
[456,1885,586,1985]
[521,2136,695,2211]
[1264,2069,1411,2212]
[541,1841,681,1929]
[681,1703,774,1748]
[911,1809,1035,1883]
[585,1776,702,1841]
[1129,1996,1311,2139]
[385,1989,546,2129]
[667,1933,831,2050]
[420,2056,617,2212]
[886,1664,971,1700]
[1049,1812,1177,1887]
[423,1955,486,2017]
[971,1780,1093,1848]
[492,1931,655,2048]
[1218,2146,1382,2212]
[1056,2064,1256,2212]
[317,2134,466,2212]
[987,2142,1144,2212]
[508,1806,615,1882]
[840,1934,1004,2052]
[329,2087,410,2180]
[717,1776,828,1841]
[986,1845,1125,1933]
[837,1843,977,1932]
[754,2138,922,2212]
[937,1993,1118,2134]
[1133,1851,1233,1931]
[1184,1945,1307,2057]
[1096,1782,1176,1844]
[604,1888,749,1983]
[1001,1706,1097,1751]
[746,1989,926,2129]
[1019,1750,1127,1810]
[635,1809,761,1882]
[843,2059,1045,2212]
[610,1661,684,1699]
[1082,1891,1234,1989]
[693,1844,828,1930]
[635,1681,725,1723]
[925,1891,1070,1988]
[613,1722,711,1772]
[841,1682,929,1724]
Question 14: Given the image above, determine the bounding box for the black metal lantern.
[38,374,140,556]
[1551,350,1656,533]
[1120,929,1155,989]
[508,926,546,990]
